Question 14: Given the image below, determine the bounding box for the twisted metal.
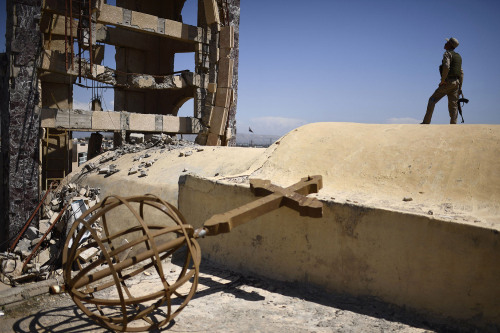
[62,194,201,332]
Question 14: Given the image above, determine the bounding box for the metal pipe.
[9,182,57,252]
[21,202,69,272]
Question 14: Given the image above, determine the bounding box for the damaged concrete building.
[1,0,240,247]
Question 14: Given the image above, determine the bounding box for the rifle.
[457,90,469,123]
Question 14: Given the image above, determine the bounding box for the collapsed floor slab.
[67,122,499,330]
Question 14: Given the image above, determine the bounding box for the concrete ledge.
[0,278,58,309]
[40,108,201,134]
[178,174,500,330]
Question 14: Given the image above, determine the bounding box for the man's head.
[445,37,459,50]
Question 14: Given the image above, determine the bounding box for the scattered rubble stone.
[0,182,103,286]
[403,197,413,202]
[24,226,40,241]
[128,166,138,175]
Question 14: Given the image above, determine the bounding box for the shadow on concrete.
[192,258,479,333]
[12,304,110,333]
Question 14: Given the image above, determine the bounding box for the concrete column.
[0,0,42,250]
[87,132,103,160]
[225,0,240,146]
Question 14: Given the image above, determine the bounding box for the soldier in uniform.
[421,37,463,124]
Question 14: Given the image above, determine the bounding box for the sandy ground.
[0,258,461,333]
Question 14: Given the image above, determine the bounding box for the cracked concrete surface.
[0,259,451,333]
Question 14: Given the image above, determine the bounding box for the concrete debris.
[128,166,138,175]
[24,226,40,241]
[129,133,145,144]
[98,166,109,174]
[72,135,197,183]
[0,182,102,286]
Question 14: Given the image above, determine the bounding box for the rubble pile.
[0,135,197,287]
[77,134,199,179]
[0,183,102,286]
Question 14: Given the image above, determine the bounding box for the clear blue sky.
[1,0,499,135]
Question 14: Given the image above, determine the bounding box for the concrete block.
[40,108,57,128]
[129,133,144,144]
[215,87,232,108]
[208,82,217,94]
[129,113,156,132]
[220,48,231,59]
[98,4,123,25]
[92,111,121,131]
[217,58,234,88]
[179,174,500,330]
[163,116,201,134]
[220,26,234,49]
[131,11,157,32]
[47,109,92,129]
[208,106,228,136]
[206,133,220,146]
[203,0,220,25]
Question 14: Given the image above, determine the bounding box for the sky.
[1,0,500,136]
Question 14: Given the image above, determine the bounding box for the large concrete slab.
[69,122,500,330]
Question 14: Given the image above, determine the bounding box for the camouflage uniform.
[422,39,464,124]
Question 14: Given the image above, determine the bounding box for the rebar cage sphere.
[62,194,201,332]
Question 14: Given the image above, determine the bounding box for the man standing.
[422,37,463,124]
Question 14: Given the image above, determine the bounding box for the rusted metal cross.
[196,175,323,237]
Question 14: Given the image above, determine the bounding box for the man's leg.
[422,87,447,124]
[447,81,460,124]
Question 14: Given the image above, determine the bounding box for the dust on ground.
[0,259,467,333]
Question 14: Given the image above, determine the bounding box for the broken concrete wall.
[114,0,189,115]
[178,175,500,330]
[0,0,42,250]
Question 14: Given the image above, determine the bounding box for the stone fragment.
[39,220,51,234]
[78,247,100,263]
[14,238,31,258]
[403,197,413,202]
[98,166,110,174]
[140,170,148,177]
[2,259,23,277]
[129,133,145,144]
[36,248,51,266]
[128,166,138,175]
[24,226,40,240]
[31,236,44,247]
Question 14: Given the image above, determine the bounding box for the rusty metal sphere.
[62,194,201,332]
